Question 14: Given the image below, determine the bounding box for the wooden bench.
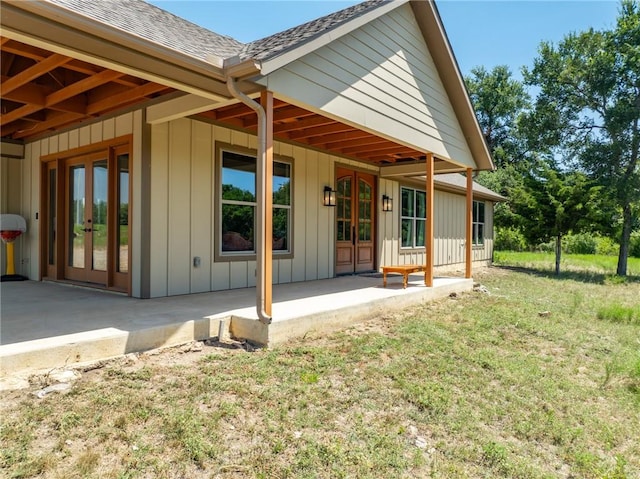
[381,265,426,289]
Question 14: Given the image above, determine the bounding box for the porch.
[0,274,472,377]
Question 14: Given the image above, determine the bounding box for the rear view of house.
[0,0,497,320]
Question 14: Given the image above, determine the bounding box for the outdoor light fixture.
[382,194,393,212]
[323,186,336,207]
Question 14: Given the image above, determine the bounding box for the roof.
[434,174,506,202]
[239,0,389,62]
[44,0,244,61]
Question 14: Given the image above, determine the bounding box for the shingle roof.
[43,0,391,65]
[239,0,390,62]
[44,0,244,61]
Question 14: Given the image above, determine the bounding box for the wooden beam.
[323,135,389,150]
[45,69,124,107]
[0,103,42,126]
[425,153,434,287]
[341,144,415,156]
[87,82,168,115]
[305,129,369,145]
[289,122,357,141]
[243,105,312,128]
[12,111,83,139]
[465,168,473,279]
[2,53,70,95]
[261,90,274,317]
[273,115,334,134]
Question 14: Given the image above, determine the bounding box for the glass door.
[64,153,108,285]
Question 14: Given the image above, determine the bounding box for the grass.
[1,261,639,478]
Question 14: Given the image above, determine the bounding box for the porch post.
[465,168,473,279]
[260,91,273,316]
[425,153,434,287]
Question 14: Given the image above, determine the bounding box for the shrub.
[564,233,597,255]
[595,236,618,256]
[630,231,640,258]
[495,227,527,252]
[536,240,556,253]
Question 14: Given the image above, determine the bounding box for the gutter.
[226,77,272,325]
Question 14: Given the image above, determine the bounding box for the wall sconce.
[382,194,393,212]
[323,186,336,207]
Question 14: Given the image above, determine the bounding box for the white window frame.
[472,200,485,246]
[400,186,427,249]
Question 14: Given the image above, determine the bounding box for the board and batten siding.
[377,180,495,270]
[4,112,142,289]
[148,118,377,298]
[257,3,475,169]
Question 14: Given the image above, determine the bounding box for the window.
[401,187,426,248]
[473,200,485,246]
[220,149,291,256]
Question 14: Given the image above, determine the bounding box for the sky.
[148,0,622,80]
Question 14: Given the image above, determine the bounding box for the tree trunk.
[555,234,562,276]
[617,203,632,276]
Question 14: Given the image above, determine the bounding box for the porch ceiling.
[0,38,174,141]
[199,99,451,167]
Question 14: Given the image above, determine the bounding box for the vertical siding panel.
[115,112,133,137]
[279,143,294,282]
[149,123,169,297]
[291,146,306,282]
[68,129,79,149]
[90,122,103,144]
[230,261,248,289]
[103,118,115,140]
[49,136,59,154]
[190,121,213,293]
[212,263,230,291]
[58,132,69,152]
[278,258,292,283]
[79,125,91,146]
[30,140,40,278]
[305,150,318,280]
[167,119,191,295]
[246,260,256,287]
[316,153,330,279]
[20,141,35,277]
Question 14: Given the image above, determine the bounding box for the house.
[0,0,498,323]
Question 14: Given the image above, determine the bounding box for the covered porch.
[0,274,472,377]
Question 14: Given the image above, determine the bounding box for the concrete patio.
[0,274,472,377]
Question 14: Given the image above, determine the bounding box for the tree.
[465,65,530,168]
[523,0,640,275]
[512,161,603,275]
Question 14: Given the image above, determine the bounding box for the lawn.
[1,263,639,478]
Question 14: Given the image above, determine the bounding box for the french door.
[41,139,131,293]
[336,168,376,275]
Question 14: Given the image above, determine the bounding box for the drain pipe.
[226,77,272,325]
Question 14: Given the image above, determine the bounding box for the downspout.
[226,77,272,324]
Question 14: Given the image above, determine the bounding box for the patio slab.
[0,274,472,377]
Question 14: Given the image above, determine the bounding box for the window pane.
[402,188,414,217]
[478,202,485,223]
[222,152,255,201]
[273,207,289,251]
[273,162,290,206]
[92,160,108,272]
[401,219,413,247]
[477,224,485,245]
[416,191,426,218]
[117,154,129,273]
[222,204,254,251]
[48,169,56,265]
[415,219,425,247]
[69,165,85,268]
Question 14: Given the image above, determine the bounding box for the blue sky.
[149,0,621,79]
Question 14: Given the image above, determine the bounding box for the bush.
[630,231,640,258]
[595,236,618,256]
[495,227,527,252]
[563,233,597,255]
[536,240,556,253]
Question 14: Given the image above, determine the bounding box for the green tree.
[465,65,530,168]
[512,161,603,275]
[523,0,640,276]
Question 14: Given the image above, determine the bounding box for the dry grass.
[1,265,639,478]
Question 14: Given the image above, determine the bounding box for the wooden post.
[261,91,273,316]
[425,153,434,287]
[465,168,473,279]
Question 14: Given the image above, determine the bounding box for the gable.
[257,3,476,169]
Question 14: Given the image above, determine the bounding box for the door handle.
[352,226,356,246]
[82,228,92,233]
